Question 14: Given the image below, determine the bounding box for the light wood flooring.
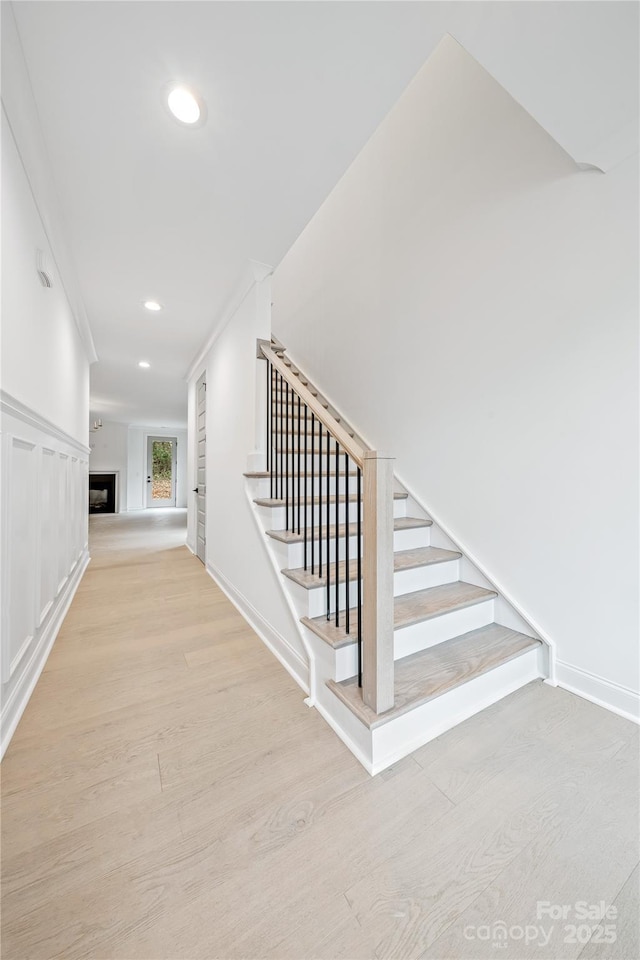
[1,509,638,960]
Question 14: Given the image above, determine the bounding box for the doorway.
[146,436,177,508]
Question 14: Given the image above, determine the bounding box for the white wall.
[1,112,90,441]
[1,110,91,755]
[187,266,308,687]
[272,37,639,718]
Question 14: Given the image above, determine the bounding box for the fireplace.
[89,472,117,514]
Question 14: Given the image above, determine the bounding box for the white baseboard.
[555,660,640,724]
[1,550,90,759]
[313,697,374,775]
[205,560,310,695]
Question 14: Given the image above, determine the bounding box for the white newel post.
[362,450,395,714]
[251,338,273,474]
[252,347,268,473]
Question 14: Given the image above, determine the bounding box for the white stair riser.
[393,559,459,596]
[335,642,359,682]
[305,581,357,619]
[394,599,495,659]
[271,420,338,434]
[394,525,432,551]
[332,600,497,681]
[270,452,358,466]
[293,559,461,618]
[281,536,359,570]
[275,523,431,568]
[283,578,321,622]
[266,538,294,571]
[299,622,360,684]
[273,440,346,453]
[254,475,358,498]
[256,497,406,529]
[371,646,545,774]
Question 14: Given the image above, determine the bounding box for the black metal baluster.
[285,382,290,530]
[334,439,339,627]
[291,386,296,534]
[266,359,270,477]
[311,413,315,573]
[345,452,350,635]
[326,427,330,620]
[278,372,283,501]
[297,394,301,535]
[270,365,274,499]
[357,465,362,687]
[274,370,278,501]
[304,404,308,571]
[318,421,322,578]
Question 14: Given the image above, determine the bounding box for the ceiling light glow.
[144,300,162,312]
[138,361,150,368]
[167,86,201,124]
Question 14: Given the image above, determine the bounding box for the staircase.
[246,340,548,774]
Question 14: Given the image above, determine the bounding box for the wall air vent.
[36,249,53,288]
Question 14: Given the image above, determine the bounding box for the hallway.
[1,512,638,960]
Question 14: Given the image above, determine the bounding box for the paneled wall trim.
[1,391,90,758]
[1,392,91,456]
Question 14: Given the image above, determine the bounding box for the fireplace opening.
[89,473,117,514]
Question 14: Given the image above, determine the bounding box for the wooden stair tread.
[265,516,432,543]
[394,582,497,628]
[326,624,541,729]
[301,581,497,648]
[254,492,407,507]
[282,546,460,590]
[394,545,461,570]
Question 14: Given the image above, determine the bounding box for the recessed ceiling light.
[144,300,162,312]
[138,361,150,368]
[167,86,201,125]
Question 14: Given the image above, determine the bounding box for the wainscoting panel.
[4,436,39,684]
[39,448,58,626]
[57,453,70,592]
[1,393,90,757]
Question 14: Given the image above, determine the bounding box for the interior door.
[195,373,206,563]
[146,437,177,507]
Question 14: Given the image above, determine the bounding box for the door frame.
[146,436,177,508]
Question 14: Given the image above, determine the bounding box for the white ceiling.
[9,1,638,428]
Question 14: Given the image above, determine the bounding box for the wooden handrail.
[258,341,368,466]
